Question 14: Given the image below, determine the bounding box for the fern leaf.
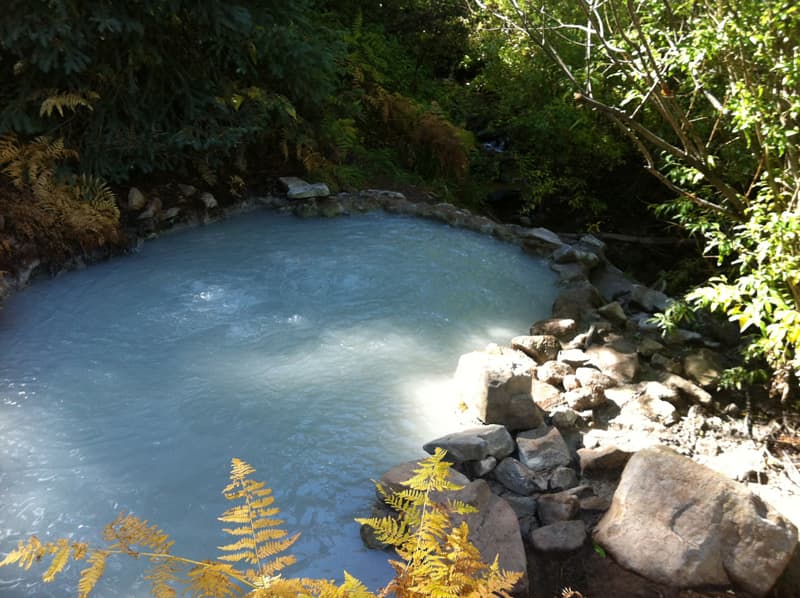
[259,554,297,577]
[0,535,46,570]
[43,538,72,582]
[217,537,256,554]
[77,550,107,598]
[185,562,243,598]
[40,91,97,118]
[217,550,255,564]
[255,533,300,561]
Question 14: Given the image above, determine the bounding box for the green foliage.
[474,0,800,390]
[0,454,522,597]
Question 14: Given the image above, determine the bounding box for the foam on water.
[0,211,558,596]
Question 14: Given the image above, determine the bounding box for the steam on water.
[0,211,557,596]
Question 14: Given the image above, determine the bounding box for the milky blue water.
[0,210,557,596]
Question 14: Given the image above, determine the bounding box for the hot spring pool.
[0,210,558,596]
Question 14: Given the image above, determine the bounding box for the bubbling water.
[0,211,558,596]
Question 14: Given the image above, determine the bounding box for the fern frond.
[255,534,300,561]
[40,90,99,118]
[42,538,72,582]
[0,535,46,570]
[77,550,107,598]
[184,562,243,598]
[355,516,408,546]
[258,554,297,577]
[104,513,173,555]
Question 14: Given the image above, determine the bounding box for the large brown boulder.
[594,446,798,596]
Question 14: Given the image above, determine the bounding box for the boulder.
[530,318,577,339]
[552,244,601,269]
[520,227,565,255]
[577,446,632,475]
[594,446,798,596]
[516,426,572,472]
[563,387,605,411]
[199,191,218,209]
[492,457,548,495]
[128,187,147,210]
[682,348,723,388]
[597,301,628,327]
[575,367,616,391]
[551,262,588,283]
[464,456,498,478]
[423,424,515,463]
[531,379,563,412]
[536,360,574,387]
[453,349,543,430]
[590,263,634,302]
[660,373,713,406]
[511,335,561,364]
[586,345,640,384]
[616,395,677,427]
[530,520,586,553]
[552,283,604,324]
[279,176,330,199]
[537,491,580,525]
[630,284,670,312]
[557,349,591,368]
[637,337,665,358]
[548,466,579,491]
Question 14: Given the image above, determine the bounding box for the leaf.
[78,550,107,598]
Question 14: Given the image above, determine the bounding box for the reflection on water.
[0,211,557,596]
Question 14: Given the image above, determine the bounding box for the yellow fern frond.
[0,535,46,570]
[77,550,107,598]
[185,562,242,598]
[72,542,89,561]
[144,559,182,598]
[42,538,71,582]
[255,534,300,561]
[39,90,99,118]
[355,516,408,546]
[217,551,254,564]
[258,554,297,577]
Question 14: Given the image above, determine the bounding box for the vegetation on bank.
[0,2,797,391]
[0,451,523,597]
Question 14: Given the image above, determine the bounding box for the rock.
[564,387,605,411]
[590,263,634,302]
[551,262,588,283]
[664,327,705,345]
[552,283,604,325]
[561,374,580,391]
[699,444,766,482]
[492,457,548,495]
[594,446,798,596]
[519,227,565,255]
[279,176,330,199]
[177,183,197,197]
[630,284,670,312]
[453,349,543,430]
[577,234,605,255]
[536,360,574,387]
[511,335,561,364]
[537,492,580,525]
[586,345,640,384]
[137,197,162,219]
[549,466,579,491]
[597,301,627,327]
[637,337,665,358]
[683,348,723,388]
[360,501,396,550]
[574,367,616,391]
[159,206,180,221]
[423,424,515,462]
[617,395,677,426]
[660,373,713,406]
[199,191,218,209]
[503,495,538,519]
[639,380,680,404]
[650,352,683,374]
[552,244,602,269]
[530,318,577,339]
[517,426,572,472]
[558,349,591,368]
[550,408,583,431]
[128,187,147,210]
[378,461,471,502]
[530,520,586,553]
[531,379,564,411]
[464,456,498,478]
[578,446,632,475]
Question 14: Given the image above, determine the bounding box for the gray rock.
[637,337,665,358]
[536,360,574,387]
[660,373,713,405]
[517,426,572,472]
[630,284,670,312]
[550,408,583,431]
[503,495,538,519]
[549,466,579,491]
[159,206,181,221]
[552,245,602,269]
[511,335,561,364]
[558,349,591,368]
[464,456,498,478]
[423,424,515,462]
[137,197,162,219]
[683,348,723,388]
[618,395,678,426]
[199,191,218,209]
[650,352,683,374]
[561,373,580,391]
[597,301,628,326]
[586,345,640,383]
[128,187,147,210]
[492,457,548,495]
[551,262,589,283]
[552,283,604,324]
[564,387,606,411]
[531,379,564,412]
[590,263,634,302]
[520,227,565,255]
[530,318,578,339]
[177,183,197,197]
[453,349,543,430]
[537,492,580,525]
[279,176,330,199]
[530,520,586,553]
[639,380,680,404]
[577,446,632,475]
[664,328,705,345]
[575,367,616,391]
[594,446,798,596]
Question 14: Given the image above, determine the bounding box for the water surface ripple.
[0,211,557,596]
